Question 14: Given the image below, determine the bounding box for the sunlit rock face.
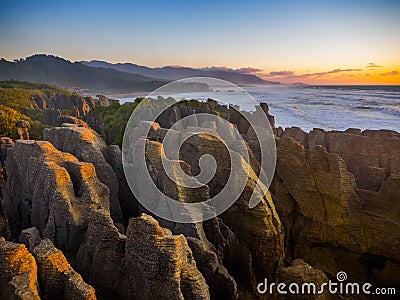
[3,140,110,250]
[43,125,123,223]
[33,238,96,300]
[125,214,210,300]
[0,238,40,300]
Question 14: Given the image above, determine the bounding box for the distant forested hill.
[0,55,171,93]
[81,60,280,86]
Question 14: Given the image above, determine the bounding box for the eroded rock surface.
[128,120,284,297]
[0,238,40,300]
[43,125,123,222]
[19,227,41,253]
[277,259,331,300]
[0,137,14,167]
[76,210,127,297]
[272,129,400,287]
[2,96,400,298]
[33,238,96,300]
[3,140,110,250]
[16,120,30,140]
[33,93,95,117]
[125,214,210,300]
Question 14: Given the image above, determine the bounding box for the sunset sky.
[1,0,399,84]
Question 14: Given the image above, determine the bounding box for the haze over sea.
[115,85,400,133]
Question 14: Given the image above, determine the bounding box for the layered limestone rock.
[0,211,8,239]
[281,127,400,191]
[95,95,119,107]
[16,120,30,140]
[76,210,213,299]
[57,115,89,128]
[102,144,138,222]
[125,214,210,300]
[202,217,255,296]
[160,127,284,282]
[130,120,284,296]
[150,99,275,134]
[19,227,42,253]
[277,259,331,300]
[76,209,127,297]
[33,239,96,300]
[33,93,95,117]
[0,137,14,167]
[43,125,123,222]
[187,237,238,300]
[259,102,275,128]
[2,135,210,299]
[3,140,110,250]
[0,238,40,300]
[272,131,400,287]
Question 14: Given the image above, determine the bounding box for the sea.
[114,85,400,133]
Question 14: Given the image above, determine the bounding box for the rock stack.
[1,102,400,299]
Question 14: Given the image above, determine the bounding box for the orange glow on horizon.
[260,66,400,85]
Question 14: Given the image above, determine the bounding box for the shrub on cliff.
[0,79,72,96]
[0,86,36,109]
[0,80,74,110]
[0,105,47,139]
[86,99,142,146]
[0,81,75,139]
[0,105,30,137]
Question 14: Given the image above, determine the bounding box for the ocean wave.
[352,105,400,117]
[249,85,400,131]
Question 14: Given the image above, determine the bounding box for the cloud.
[200,66,263,73]
[326,68,362,74]
[293,68,362,78]
[380,70,399,76]
[236,67,263,73]
[267,70,295,76]
[366,62,382,68]
[263,68,362,79]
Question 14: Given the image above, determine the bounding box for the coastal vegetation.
[0,80,74,139]
[85,99,142,146]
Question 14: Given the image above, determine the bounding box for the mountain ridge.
[81,59,281,86]
[0,55,183,94]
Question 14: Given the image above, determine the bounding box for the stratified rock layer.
[131,120,284,297]
[3,140,110,250]
[43,125,123,222]
[0,238,40,300]
[33,238,96,300]
[273,128,400,287]
[33,93,95,117]
[125,214,210,300]
[277,259,331,300]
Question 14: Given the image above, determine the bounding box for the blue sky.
[1,0,399,83]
